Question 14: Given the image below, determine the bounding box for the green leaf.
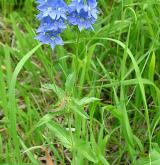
[74,138,98,163]
[36,114,53,128]
[42,83,65,99]
[136,149,160,165]
[65,73,76,94]
[149,52,155,81]
[46,121,98,163]
[103,105,122,120]
[8,44,41,161]
[98,155,110,165]
[70,104,89,119]
[77,97,100,106]
[47,122,72,149]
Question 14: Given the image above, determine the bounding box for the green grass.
[0,0,160,164]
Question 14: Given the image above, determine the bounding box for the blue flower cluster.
[68,0,98,31]
[36,0,98,49]
[35,0,68,49]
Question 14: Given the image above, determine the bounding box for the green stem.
[68,113,76,165]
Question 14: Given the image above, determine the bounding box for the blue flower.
[37,17,66,33]
[37,0,68,20]
[87,0,98,19]
[35,0,99,48]
[68,0,98,31]
[36,30,64,49]
[35,0,68,49]
[69,0,85,13]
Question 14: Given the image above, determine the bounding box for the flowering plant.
[35,0,98,49]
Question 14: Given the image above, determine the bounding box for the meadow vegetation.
[0,0,160,164]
